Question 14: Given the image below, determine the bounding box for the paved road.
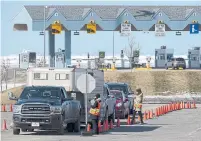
[1,104,201,141]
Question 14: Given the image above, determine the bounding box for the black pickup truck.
[9,86,81,135]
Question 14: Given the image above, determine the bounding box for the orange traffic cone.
[2,120,8,130]
[144,111,147,120]
[150,110,153,118]
[106,120,109,131]
[2,105,6,112]
[192,101,196,109]
[110,120,113,129]
[189,102,192,109]
[10,104,13,112]
[127,115,131,125]
[116,118,120,127]
[98,121,102,133]
[103,121,107,132]
[147,110,150,119]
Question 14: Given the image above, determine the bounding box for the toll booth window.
[159,55,165,60]
[29,53,36,63]
[190,57,198,61]
[55,73,69,80]
[34,73,48,80]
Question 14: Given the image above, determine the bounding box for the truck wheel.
[73,118,80,132]
[67,123,73,132]
[13,129,20,135]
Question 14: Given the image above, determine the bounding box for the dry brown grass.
[1,86,24,104]
[104,70,201,95]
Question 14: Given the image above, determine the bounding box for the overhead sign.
[52,21,62,34]
[87,23,96,34]
[155,24,165,36]
[190,24,199,34]
[76,74,96,94]
[121,23,131,36]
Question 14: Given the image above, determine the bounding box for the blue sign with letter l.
[190,24,199,34]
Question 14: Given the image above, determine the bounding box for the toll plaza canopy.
[13,6,201,66]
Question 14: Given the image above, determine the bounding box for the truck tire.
[13,129,20,135]
[67,123,74,132]
[73,118,80,132]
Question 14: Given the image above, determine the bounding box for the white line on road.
[188,127,201,136]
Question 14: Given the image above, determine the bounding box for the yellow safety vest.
[89,102,101,116]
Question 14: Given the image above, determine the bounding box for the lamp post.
[43,6,47,67]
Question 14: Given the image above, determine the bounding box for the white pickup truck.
[26,68,116,124]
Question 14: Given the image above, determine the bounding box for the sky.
[1,0,201,56]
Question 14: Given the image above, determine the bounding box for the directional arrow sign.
[76,73,96,94]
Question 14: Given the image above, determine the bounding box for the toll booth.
[19,52,36,69]
[55,50,65,68]
[188,47,201,69]
[155,46,174,68]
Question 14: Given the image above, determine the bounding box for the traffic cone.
[103,121,106,132]
[147,110,150,119]
[189,102,192,109]
[87,123,91,132]
[150,110,153,119]
[2,105,6,112]
[106,120,109,131]
[127,115,131,125]
[10,104,13,112]
[2,120,8,130]
[110,120,113,129]
[144,111,147,120]
[192,101,196,109]
[116,118,120,127]
[98,121,102,133]
[187,102,190,109]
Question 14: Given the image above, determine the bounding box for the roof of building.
[24,6,201,21]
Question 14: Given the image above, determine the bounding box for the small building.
[155,46,174,68]
[55,49,65,68]
[19,51,36,69]
[188,47,201,69]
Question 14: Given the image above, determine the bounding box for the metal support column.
[48,31,55,67]
[65,31,71,66]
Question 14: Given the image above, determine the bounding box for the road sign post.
[76,73,96,126]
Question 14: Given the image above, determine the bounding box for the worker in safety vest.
[131,88,144,124]
[89,93,101,134]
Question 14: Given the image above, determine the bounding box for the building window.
[90,12,93,16]
[193,12,196,16]
[34,73,48,80]
[55,73,69,80]
[159,12,162,16]
[159,55,165,60]
[55,13,58,16]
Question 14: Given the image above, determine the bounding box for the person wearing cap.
[89,93,101,134]
[131,88,144,124]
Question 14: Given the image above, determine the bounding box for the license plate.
[31,122,40,127]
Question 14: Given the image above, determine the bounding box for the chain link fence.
[0,68,27,92]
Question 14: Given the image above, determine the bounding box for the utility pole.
[43,6,47,67]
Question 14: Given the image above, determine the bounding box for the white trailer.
[26,68,115,124]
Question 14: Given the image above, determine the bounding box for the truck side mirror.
[8,92,18,100]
